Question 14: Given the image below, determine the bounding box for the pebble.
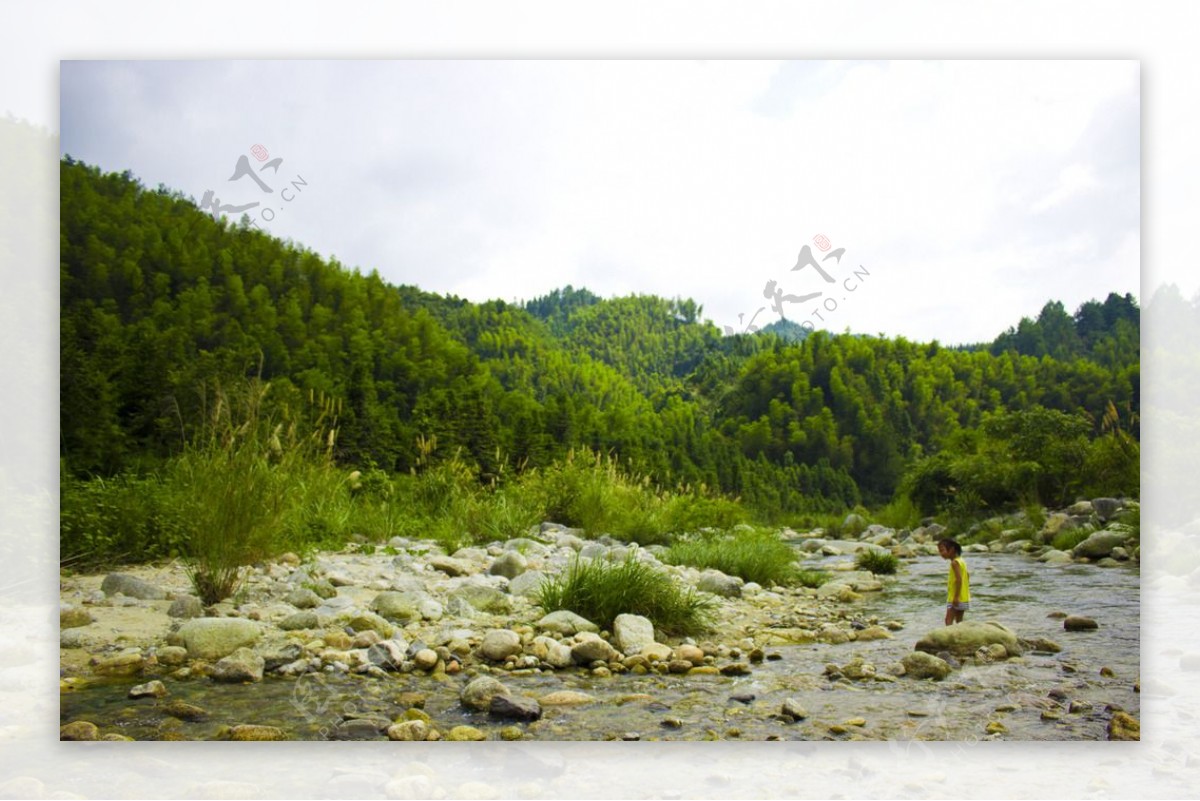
[985,721,1007,734]
[128,680,168,699]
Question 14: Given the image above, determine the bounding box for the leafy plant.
[663,528,798,586]
[535,554,717,637]
[854,548,899,575]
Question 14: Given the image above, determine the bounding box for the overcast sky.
[60,59,1139,344]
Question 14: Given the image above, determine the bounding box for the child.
[937,538,970,625]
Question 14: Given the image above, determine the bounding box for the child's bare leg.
[944,606,954,626]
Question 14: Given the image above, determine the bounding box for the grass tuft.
[663,528,798,586]
[854,548,899,575]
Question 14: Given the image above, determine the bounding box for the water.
[61,553,1139,741]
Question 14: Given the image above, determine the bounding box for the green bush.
[535,554,717,636]
[794,569,831,589]
[664,528,798,586]
[1051,528,1094,552]
[854,549,899,575]
[60,472,188,569]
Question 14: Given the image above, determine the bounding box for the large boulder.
[1072,529,1132,560]
[914,621,1021,658]
[612,614,656,656]
[178,618,261,660]
[460,675,509,712]
[901,651,952,680]
[100,573,167,600]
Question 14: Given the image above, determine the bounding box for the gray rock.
[178,618,261,660]
[1066,500,1094,517]
[842,513,867,536]
[696,570,743,598]
[781,699,808,721]
[429,556,472,577]
[507,571,548,599]
[536,610,599,635]
[262,644,303,672]
[279,611,320,631]
[370,591,425,623]
[447,584,512,616]
[167,595,204,619]
[128,680,168,699]
[367,640,406,670]
[331,718,389,740]
[210,647,265,683]
[571,636,618,664]
[902,651,952,680]
[914,621,1020,658]
[1092,497,1122,521]
[480,629,523,661]
[100,573,167,600]
[303,580,338,600]
[613,614,656,655]
[489,694,542,721]
[461,675,510,711]
[1072,530,1131,560]
[157,645,188,666]
[284,587,323,609]
[487,551,528,579]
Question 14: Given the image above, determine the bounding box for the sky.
[59,59,1140,345]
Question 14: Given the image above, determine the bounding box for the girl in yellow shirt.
[937,538,970,625]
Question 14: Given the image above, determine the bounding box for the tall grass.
[536,554,718,637]
[663,528,799,586]
[854,549,899,575]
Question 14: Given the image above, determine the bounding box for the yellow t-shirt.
[947,556,970,603]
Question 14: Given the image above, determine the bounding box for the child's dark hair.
[938,537,963,556]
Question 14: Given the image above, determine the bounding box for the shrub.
[1051,528,1094,552]
[794,569,831,588]
[854,549,899,575]
[664,528,798,586]
[535,554,717,636]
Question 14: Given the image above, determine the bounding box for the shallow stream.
[61,552,1139,741]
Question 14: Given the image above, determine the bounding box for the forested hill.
[60,158,1140,517]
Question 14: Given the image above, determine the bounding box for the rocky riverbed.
[59,499,1141,742]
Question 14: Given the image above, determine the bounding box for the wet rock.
[128,680,168,699]
[537,610,598,635]
[387,720,431,741]
[531,635,574,668]
[539,691,595,706]
[279,611,320,631]
[461,675,510,711]
[1063,615,1099,631]
[613,614,656,655]
[157,645,188,666]
[487,551,528,579]
[413,649,439,671]
[673,644,705,665]
[93,649,147,677]
[854,625,893,641]
[262,644,303,672]
[986,720,1007,735]
[1038,550,1074,565]
[817,624,853,644]
[1020,637,1062,654]
[224,724,287,741]
[480,629,522,661]
[901,651,952,680]
[1072,529,1131,560]
[167,595,204,619]
[1108,711,1140,740]
[101,573,167,600]
[446,725,486,741]
[60,605,93,629]
[332,718,389,740]
[781,699,808,721]
[60,720,100,740]
[178,618,261,660]
[210,647,265,683]
[914,621,1020,658]
[720,662,751,677]
[161,701,208,721]
[490,694,542,721]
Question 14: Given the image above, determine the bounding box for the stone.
[447,584,512,615]
[128,680,168,699]
[210,647,265,683]
[387,720,430,741]
[413,649,439,671]
[101,573,167,600]
[1020,637,1062,654]
[902,651,952,680]
[285,587,324,609]
[571,636,618,665]
[1092,497,1122,521]
[673,644,705,665]
[536,610,598,635]
[613,614,656,655]
[279,611,320,631]
[178,618,262,660]
[60,721,100,740]
[429,556,472,577]
[370,591,425,623]
[332,718,389,740]
[1066,500,1094,516]
[1039,549,1074,564]
[60,606,93,629]
[480,629,523,661]
[446,725,487,741]
[93,650,147,677]
[1064,616,1099,631]
[1072,530,1130,560]
[157,645,188,666]
[346,612,394,638]
[986,721,1007,735]
[461,675,510,712]
[539,691,595,706]
[854,625,893,641]
[487,551,528,579]
[914,621,1020,658]
[489,694,542,721]
[225,724,287,741]
[696,570,743,598]
[720,662,751,676]
[167,595,204,619]
[640,642,673,662]
[842,513,867,536]
[507,571,548,598]
[781,699,808,721]
[160,701,208,721]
